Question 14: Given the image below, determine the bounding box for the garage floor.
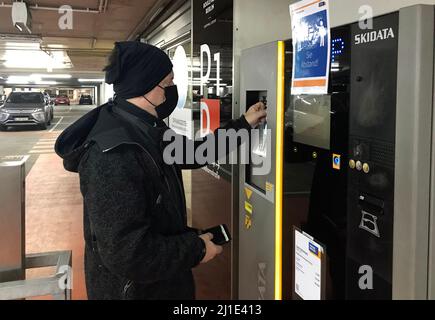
[25,147,87,300]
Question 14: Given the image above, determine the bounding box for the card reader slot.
[358,193,384,216]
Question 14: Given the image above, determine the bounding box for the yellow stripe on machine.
[244,201,253,214]
[275,40,285,300]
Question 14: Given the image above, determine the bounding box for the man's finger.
[215,245,223,254]
[205,232,213,241]
[257,110,267,119]
[256,102,265,110]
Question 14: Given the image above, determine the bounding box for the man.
[55,41,266,300]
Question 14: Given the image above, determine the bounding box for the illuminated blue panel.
[331,37,345,62]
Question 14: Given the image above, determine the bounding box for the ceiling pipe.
[134,0,189,42]
[31,4,99,13]
[127,0,178,41]
[0,33,41,42]
[0,1,110,14]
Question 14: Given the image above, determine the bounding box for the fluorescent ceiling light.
[10,75,42,82]
[6,80,29,84]
[6,75,57,85]
[7,76,30,84]
[31,74,72,79]
[38,81,58,85]
[79,79,105,82]
[45,44,66,49]
[2,49,71,69]
[4,42,39,49]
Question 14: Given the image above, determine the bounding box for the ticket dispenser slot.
[358,194,385,238]
[246,90,268,193]
[358,194,384,216]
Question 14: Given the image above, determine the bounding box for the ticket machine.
[238,4,435,300]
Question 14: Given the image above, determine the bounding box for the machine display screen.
[288,37,347,151]
[292,95,331,150]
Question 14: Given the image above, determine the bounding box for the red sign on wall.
[200,99,220,137]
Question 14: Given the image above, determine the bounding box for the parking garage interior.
[0,0,181,300]
[0,0,435,304]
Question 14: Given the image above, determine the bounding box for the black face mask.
[157,85,179,120]
[144,85,179,120]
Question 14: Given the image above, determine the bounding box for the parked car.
[55,95,70,106]
[79,95,93,105]
[0,92,54,130]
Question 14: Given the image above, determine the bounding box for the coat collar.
[91,99,168,154]
[55,98,169,173]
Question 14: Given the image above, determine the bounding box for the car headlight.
[0,113,8,121]
[33,108,44,113]
[33,113,45,120]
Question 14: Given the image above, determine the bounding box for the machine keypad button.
[363,163,370,174]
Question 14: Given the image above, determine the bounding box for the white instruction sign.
[169,108,194,140]
[290,0,331,94]
[294,229,324,300]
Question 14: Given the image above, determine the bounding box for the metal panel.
[144,1,191,48]
[346,13,399,300]
[0,156,27,283]
[233,1,297,299]
[429,5,435,301]
[239,41,278,300]
[393,5,435,300]
[0,251,72,300]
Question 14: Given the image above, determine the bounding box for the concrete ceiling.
[0,0,162,79]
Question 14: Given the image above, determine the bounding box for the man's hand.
[244,102,267,128]
[199,233,223,264]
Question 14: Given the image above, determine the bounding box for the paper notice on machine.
[290,0,331,95]
[294,228,325,300]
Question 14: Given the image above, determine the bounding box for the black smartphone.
[203,224,232,246]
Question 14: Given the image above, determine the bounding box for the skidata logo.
[355,27,395,45]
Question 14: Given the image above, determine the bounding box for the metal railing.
[0,250,72,300]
